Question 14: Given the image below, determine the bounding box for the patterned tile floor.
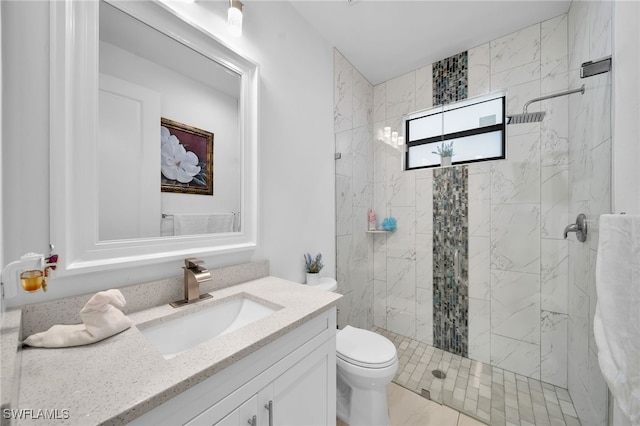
[373,327,582,426]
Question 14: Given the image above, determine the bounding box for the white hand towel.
[594,214,640,422]
[23,289,133,348]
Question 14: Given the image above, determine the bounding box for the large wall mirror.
[50,0,259,275]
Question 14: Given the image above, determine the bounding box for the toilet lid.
[336,326,397,368]
[308,277,337,292]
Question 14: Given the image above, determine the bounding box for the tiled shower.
[334,2,611,425]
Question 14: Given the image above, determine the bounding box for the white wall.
[612,1,640,215]
[1,0,335,306]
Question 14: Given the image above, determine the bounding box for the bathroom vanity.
[2,271,340,425]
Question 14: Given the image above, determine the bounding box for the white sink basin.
[140,295,279,359]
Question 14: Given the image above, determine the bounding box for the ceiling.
[290,1,571,85]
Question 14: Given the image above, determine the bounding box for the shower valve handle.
[563,213,587,242]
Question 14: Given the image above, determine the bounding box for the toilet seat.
[336,326,397,369]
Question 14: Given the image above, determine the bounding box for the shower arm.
[522,85,585,113]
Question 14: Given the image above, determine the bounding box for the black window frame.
[405,96,506,170]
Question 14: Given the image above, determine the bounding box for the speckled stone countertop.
[7,276,340,425]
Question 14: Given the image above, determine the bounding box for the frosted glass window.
[405,92,506,170]
[443,98,504,134]
[408,112,442,141]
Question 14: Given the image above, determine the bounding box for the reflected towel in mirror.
[173,213,235,235]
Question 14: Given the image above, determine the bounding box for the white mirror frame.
[50,0,259,276]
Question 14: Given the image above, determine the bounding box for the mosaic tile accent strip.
[433,166,469,356]
[433,51,468,105]
[374,327,582,426]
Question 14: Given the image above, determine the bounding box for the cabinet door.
[214,395,258,426]
[271,340,334,426]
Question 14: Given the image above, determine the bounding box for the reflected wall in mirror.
[98,1,241,241]
[50,0,259,275]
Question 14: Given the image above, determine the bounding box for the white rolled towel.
[23,289,133,348]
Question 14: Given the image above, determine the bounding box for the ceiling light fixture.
[228,0,243,37]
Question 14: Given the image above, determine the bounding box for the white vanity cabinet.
[208,342,331,426]
[129,307,336,426]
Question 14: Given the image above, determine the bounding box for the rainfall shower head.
[507,85,585,125]
[506,111,546,124]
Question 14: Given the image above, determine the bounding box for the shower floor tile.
[373,327,582,426]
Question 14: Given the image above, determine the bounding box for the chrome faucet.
[170,258,213,308]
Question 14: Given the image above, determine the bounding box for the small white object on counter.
[23,289,132,348]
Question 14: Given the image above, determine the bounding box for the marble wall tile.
[588,0,612,60]
[540,96,569,166]
[541,165,569,238]
[374,279,387,329]
[468,43,491,98]
[468,236,490,300]
[373,127,388,184]
[468,172,490,237]
[490,204,540,274]
[334,50,353,133]
[541,238,568,314]
[373,83,385,123]
[416,287,433,345]
[386,70,416,119]
[373,235,387,281]
[416,232,433,290]
[415,64,433,111]
[568,285,589,382]
[336,291,353,329]
[469,297,491,364]
[387,307,416,339]
[491,270,541,344]
[491,334,541,379]
[347,258,373,328]
[387,257,416,313]
[491,61,540,90]
[590,141,611,220]
[352,150,372,208]
[541,311,568,387]
[336,174,353,237]
[386,148,416,207]
[568,0,589,72]
[569,232,591,296]
[351,206,372,262]
[415,177,433,234]
[491,131,540,205]
[504,79,542,117]
[541,14,568,79]
[541,71,569,96]
[334,130,352,178]
[591,75,612,149]
[336,235,352,292]
[386,206,416,260]
[490,23,541,75]
[353,67,372,129]
[352,124,372,157]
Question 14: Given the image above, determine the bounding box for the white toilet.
[308,278,398,426]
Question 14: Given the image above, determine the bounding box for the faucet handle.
[185,258,205,269]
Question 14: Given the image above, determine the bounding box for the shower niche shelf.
[365,230,391,234]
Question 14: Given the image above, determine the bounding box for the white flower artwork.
[161,126,201,183]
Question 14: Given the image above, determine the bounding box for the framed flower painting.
[160,118,214,195]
